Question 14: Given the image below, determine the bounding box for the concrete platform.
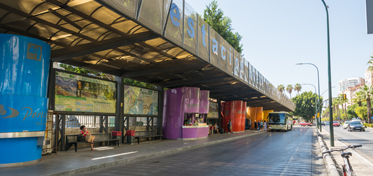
[0,131,263,176]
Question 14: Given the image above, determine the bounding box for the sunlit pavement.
[320,126,373,175]
[81,127,324,176]
[322,126,373,161]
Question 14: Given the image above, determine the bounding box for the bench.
[66,133,119,152]
[123,131,163,144]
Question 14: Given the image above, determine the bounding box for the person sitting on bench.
[80,125,95,151]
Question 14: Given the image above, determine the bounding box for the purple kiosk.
[163,87,209,140]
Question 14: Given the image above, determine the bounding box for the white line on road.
[322,129,373,169]
[92,151,138,160]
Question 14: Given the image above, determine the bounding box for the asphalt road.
[80,127,318,176]
[322,125,373,162]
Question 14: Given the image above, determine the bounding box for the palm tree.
[367,57,373,71]
[339,94,348,120]
[294,83,302,95]
[286,84,293,98]
[352,91,363,106]
[358,85,373,123]
[277,85,285,93]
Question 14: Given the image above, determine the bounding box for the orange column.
[222,101,231,132]
[241,102,247,131]
[263,110,274,123]
[226,101,243,132]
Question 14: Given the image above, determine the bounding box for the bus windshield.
[268,113,286,124]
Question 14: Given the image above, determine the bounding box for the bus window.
[268,113,286,124]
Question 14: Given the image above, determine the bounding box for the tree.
[355,106,367,122]
[203,0,243,53]
[286,84,293,98]
[277,84,285,93]
[367,56,373,71]
[294,83,302,95]
[352,91,363,106]
[339,94,348,120]
[291,91,323,122]
[358,85,373,123]
[347,103,358,119]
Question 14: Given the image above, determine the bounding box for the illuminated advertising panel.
[123,85,158,115]
[54,71,116,113]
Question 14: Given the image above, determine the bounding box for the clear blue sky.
[185,0,373,99]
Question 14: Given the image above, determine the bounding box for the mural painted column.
[0,34,51,166]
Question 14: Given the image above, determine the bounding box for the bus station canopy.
[0,0,295,111]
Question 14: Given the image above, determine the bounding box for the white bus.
[267,112,293,132]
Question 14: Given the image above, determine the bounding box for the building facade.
[338,77,365,93]
[365,69,373,87]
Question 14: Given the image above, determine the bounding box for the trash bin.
[126,130,135,144]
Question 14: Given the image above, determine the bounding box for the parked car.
[333,121,340,127]
[347,121,365,132]
[299,122,312,126]
[321,121,326,126]
[325,121,330,125]
[343,121,350,129]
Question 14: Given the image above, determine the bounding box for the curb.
[44,132,263,176]
[316,130,340,176]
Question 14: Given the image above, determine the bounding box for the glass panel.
[138,0,163,34]
[97,0,138,20]
[219,36,227,72]
[233,49,240,79]
[248,62,252,85]
[268,113,286,124]
[244,60,249,83]
[197,14,209,61]
[163,0,172,28]
[183,2,197,55]
[209,27,219,67]
[240,57,246,81]
[164,0,184,47]
[226,44,234,75]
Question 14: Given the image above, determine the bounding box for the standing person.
[257,120,261,131]
[80,125,95,151]
[227,119,232,134]
[254,120,257,129]
[264,120,267,131]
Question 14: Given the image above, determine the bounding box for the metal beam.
[122,63,207,78]
[161,76,229,88]
[211,90,258,98]
[52,31,157,62]
[48,8,83,30]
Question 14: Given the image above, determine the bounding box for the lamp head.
[296,63,304,65]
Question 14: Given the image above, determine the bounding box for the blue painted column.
[0,34,51,166]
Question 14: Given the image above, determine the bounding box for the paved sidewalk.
[319,128,373,176]
[0,131,263,176]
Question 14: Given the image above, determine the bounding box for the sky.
[184,0,373,100]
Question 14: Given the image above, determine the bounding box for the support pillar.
[157,86,164,135]
[115,76,124,143]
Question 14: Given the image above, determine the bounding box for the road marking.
[93,147,114,151]
[92,151,138,160]
[321,128,373,169]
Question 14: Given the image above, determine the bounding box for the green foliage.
[277,84,285,93]
[347,103,359,119]
[286,84,293,98]
[123,78,156,90]
[203,0,243,53]
[294,83,302,95]
[291,91,323,123]
[363,123,373,128]
[354,106,367,121]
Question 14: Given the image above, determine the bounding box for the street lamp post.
[321,0,334,147]
[303,83,318,126]
[296,63,321,131]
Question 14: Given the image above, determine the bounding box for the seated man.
[213,123,219,134]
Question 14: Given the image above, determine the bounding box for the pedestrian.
[257,120,260,131]
[227,119,232,134]
[80,125,95,151]
[264,120,267,131]
[254,120,257,129]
